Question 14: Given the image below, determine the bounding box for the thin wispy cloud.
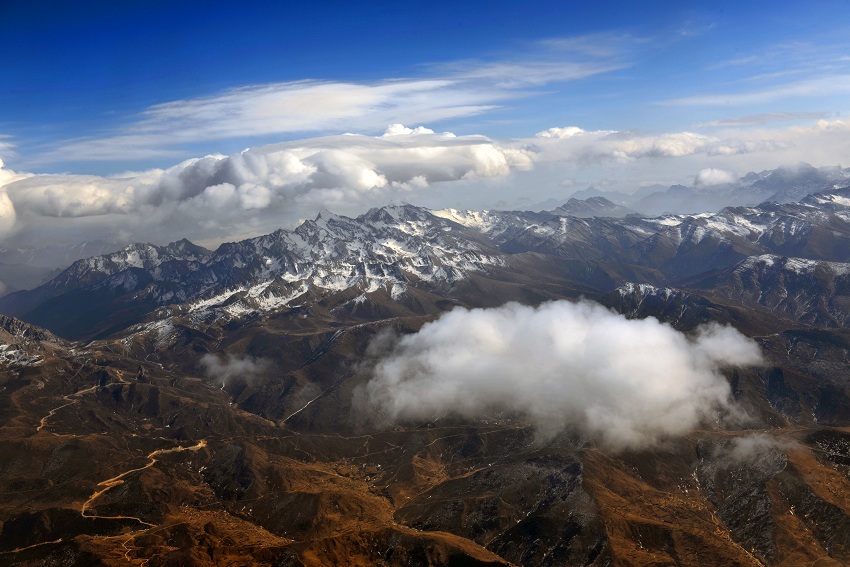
[38,39,633,165]
[536,32,646,58]
[699,111,831,127]
[0,136,16,159]
[681,37,850,108]
[710,38,849,71]
[446,31,645,79]
[675,20,716,38]
[440,60,623,87]
[45,79,500,163]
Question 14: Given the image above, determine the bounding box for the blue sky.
[1,1,850,247]
[3,0,849,172]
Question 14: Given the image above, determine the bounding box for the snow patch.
[0,344,41,366]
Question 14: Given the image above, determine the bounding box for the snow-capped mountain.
[2,187,850,340]
[687,254,850,327]
[6,187,850,567]
[0,205,511,338]
[0,314,66,367]
[49,238,212,289]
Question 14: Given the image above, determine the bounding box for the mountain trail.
[81,440,208,527]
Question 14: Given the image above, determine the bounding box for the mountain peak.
[360,202,430,224]
[552,196,636,218]
[0,314,60,344]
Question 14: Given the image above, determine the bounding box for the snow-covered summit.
[3,186,850,339]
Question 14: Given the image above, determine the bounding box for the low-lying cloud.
[727,433,797,464]
[364,300,763,450]
[200,353,272,387]
[695,168,736,186]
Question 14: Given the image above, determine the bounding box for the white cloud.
[0,190,15,240]
[5,115,850,247]
[536,126,585,139]
[0,137,16,161]
[382,124,436,136]
[200,353,271,387]
[668,74,850,107]
[363,300,763,450]
[0,128,534,245]
[727,433,796,464]
[611,131,716,158]
[520,119,850,194]
[530,127,767,165]
[0,158,27,185]
[694,168,736,186]
[700,111,830,127]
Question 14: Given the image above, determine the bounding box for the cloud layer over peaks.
[4,116,850,247]
[532,126,772,162]
[364,300,763,450]
[0,128,533,246]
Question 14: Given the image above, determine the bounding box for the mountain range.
[3,185,850,342]
[572,162,850,215]
[2,180,850,565]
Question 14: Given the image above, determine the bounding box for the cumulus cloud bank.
[4,116,850,247]
[364,300,763,450]
[0,127,533,245]
[532,126,776,163]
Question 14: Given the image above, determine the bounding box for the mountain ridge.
[2,187,850,340]
[3,187,850,564]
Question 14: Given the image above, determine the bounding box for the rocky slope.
[1,299,850,566]
[552,196,637,218]
[686,255,850,327]
[1,188,850,565]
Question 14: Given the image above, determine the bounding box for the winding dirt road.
[81,440,208,526]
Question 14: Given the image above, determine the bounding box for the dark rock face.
[687,255,850,327]
[553,196,637,218]
[763,367,802,421]
[697,439,786,564]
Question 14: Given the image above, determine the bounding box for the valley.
[1,188,850,565]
